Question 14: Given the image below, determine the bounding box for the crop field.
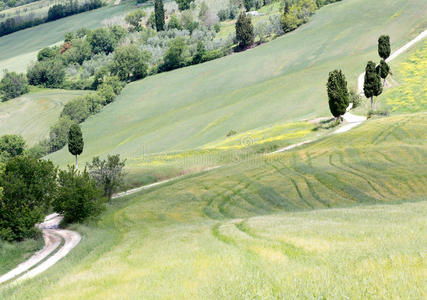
[2,113,426,299]
[0,1,136,76]
[44,0,427,170]
[0,89,86,146]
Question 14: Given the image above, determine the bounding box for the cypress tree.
[235,12,254,49]
[364,61,383,111]
[378,35,391,60]
[154,0,165,31]
[68,124,84,169]
[376,59,390,85]
[327,70,350,119]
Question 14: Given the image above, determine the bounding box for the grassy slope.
[2,113,426,299]
[0,89,86,146]
[0,239,43,276]
[0,1,136,76]
[46,0,427,168]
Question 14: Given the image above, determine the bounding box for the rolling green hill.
[0,89,86,146]
[46,0,427,169]
[3,112,426,299]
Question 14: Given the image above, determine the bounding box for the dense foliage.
[175,0,194,11]
[68,124,84,167]
[154,0,165,31]
[0,71,29,101]
[326,69,349,118]
[27,59,65,88]
[53,167,103,224]
[0,156,57,241]
[235,12,254,49]
[0,134,26,162]
[378,35,391,60]
[364,61,382,110]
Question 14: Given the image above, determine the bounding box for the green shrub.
[61,96,91,123]
[0,71,29,101]
[87,28,116,54]
[53,167,104,224]
[27,59,65,88]
[110,45,150,82]
[48,116,75,152]
[0,156,57,241]
[0,134,26,162]
[160,37,190,71]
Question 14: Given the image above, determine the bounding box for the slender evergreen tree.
[378,35,391,60]
[154,0,165,31]
[364,61,383,111]
[68,124,84,169]
[235,12,254,49]
[326,70,350,119]
[376,59,390,85]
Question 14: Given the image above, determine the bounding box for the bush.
[0,71,29,101]
[37,47,58,62]
[48,116,75,152]
[87,28,116,54]
[61,96,91,123]
[125,10,146,32]
[0,134,26,162]
[53,167,103,224]
[27,59,65,88]
[62,39,92,65]
[110,45,150,82]
[281,0,317,32]
[175,0,194,11]
[160,37,190,71]
[0,156,57,241]
[349,88,362,109]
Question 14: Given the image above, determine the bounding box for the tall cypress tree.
[364,61,383,111]
[154,0,165,31]
[235,12,254,49]
[376,59,390,85]
[327,70,350,119]
[378,35,391,60]
[68,124,84,169]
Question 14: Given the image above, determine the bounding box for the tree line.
[0,0,103,37]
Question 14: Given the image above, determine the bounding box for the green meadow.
[45,0,427,170]
[2,112,426,299]
[0,89,86,146]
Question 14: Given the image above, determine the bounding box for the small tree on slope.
[68,124,84,169]
[327,70,349,120]
[364,61,383,111]
[378,35,391,60]
[154,0,165,31]
[376,59,390,85]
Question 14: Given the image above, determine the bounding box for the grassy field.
[45,0,427,170]
[0,89,86,146]
[0,1,137,76]
[0,239,43,276]
[2,113,426,299]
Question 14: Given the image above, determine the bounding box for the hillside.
[3,112,426,298]
[46,0,427,169]
[0,89,86,146]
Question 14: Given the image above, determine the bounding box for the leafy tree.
[68,124,84,168]
[192,41,206,64]
[161,37,190,71]
[363,61,383,111]
[37,47,57,61]
[146,11,156,29]
[378,35,391,60]
[76,27,90,38]
[53,167,103,224]
[0,134,26,162]
[125,10,146,32]
[181,10,199,33]
[281,0,317,32]
[61,96,91,123]
[27,59,65,88]
[235,12,254,49]
[96,84,116,104]
[0,71,29,101]
[110,45,150,82]
[176,0,194,11]
[168,14,182,30]
[154,0,165,31]
[62,39,92,65]
[109,25,127,43]
[64,32,75,42]
[326,70,349,119]
[376,59,390,85]
[0,156,57,241]
[48,117,74,152]
[87,154,126,201]
[87,28,115,54]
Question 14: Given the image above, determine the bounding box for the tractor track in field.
[1,28,425,287]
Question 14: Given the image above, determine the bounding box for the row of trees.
[0,125,125,242]
[327,35,391,119]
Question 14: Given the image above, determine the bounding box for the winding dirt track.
[1,28,426,287]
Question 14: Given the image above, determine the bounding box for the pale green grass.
[0,238,43,275]
[2,114,426,299]
[0,89,87,145]
[46,0,427,169]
